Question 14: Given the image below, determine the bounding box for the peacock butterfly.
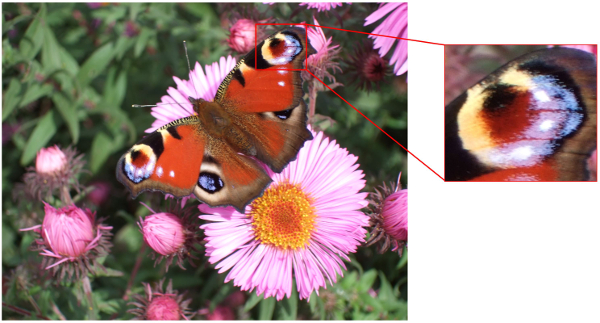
[445,47,597,181]
[116,27,317,211]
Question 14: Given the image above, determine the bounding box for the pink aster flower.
[200,129,369,301]
[300,2,346,12]
[304,17,341,84]
[138,203,202,271]
[366,174,408,255]
[364,2,408,76]
[227,18,256,53]
[128,279,195,320]
[146,56,237,133]
[20,203,113,281]
[36,145,67,174]
[22,145,85,202]
[558,45,597,55]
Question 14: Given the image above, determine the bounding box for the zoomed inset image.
[444,45,597,181]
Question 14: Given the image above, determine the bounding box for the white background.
[408,1,599,322]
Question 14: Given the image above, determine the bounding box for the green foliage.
[2,3,407,320]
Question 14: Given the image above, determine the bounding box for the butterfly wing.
[445,47,597,181]
[116,117,206,198]
[214,27,316,172]
[117,114,271,212]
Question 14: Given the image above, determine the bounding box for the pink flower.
[303,17,341,86]
[88,181,111,206]
[227,18,256,53]
[146,296,181,320]
[382,189,408,244]
[146,56,237,133]
[364,2,408,76]
[128,279,195,320]
[366,174,407,255]
[140,212,186,256]
[300,2,346,12]
[206,306,235,320]
[138,203,202,270]
[20,203,113,280]
[35,145,67,174]
[559,45,597,55]
[588,149,597,181]
[200,129,369,300]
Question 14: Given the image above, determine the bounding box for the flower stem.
[60,185,73,206]
[123,243,147,301]
[81,276,96,320]
[50,300,66,320]
[2,302,51,320]
[71,185,96,204]
[308,80,318,119]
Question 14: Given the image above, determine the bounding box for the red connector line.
[304,69,445,181]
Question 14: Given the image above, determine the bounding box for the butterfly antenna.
[183,40,200,100]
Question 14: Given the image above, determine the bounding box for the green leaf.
[2,78,23,121]
[277,284,298,319]
[243,292,263,312]
[41,26,62,72]
[114,223,142,252]
[258,297,276,320]
[357,269,378,293]
[76,42,115,89]
[134,28,153,58]
[20,82,54,108]
[51,92,79,143]
[90,131,114,174]
[20,110,60,166]
[185,3,215,19]
[19,4,46,61]
[113,36,135,61]
[93,267,125,278]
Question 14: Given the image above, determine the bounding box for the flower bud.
[35,145,67,175]
[146,295,181,320]
[42,203,95,258]
[206,306,235,320]
[381,190,408,242]
[140,213,185,256]
[227,19,256,53]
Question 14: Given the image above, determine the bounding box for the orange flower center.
[250,182,316,250]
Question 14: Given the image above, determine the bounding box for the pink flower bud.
[88,181,111,206]
[227,19,256,53]
[382,190,407,242]
[588,149,597,181]
[35,145,67,174]
[41,203,96,258]
[140,213,185,256]
[146,295,181,320]
[206,306,235,320]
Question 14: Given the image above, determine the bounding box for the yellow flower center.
[250,182,316,250]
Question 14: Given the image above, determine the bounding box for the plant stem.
[81,276,96,320]
[308,80,318,119]
[60,185,73,206]
[123,243,147,301]
[2,302,50,320]
[50,300,67,320]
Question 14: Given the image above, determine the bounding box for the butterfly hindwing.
[445,47,597,181]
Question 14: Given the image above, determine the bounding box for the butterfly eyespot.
[274,109,293,120]
[198,172,225,193]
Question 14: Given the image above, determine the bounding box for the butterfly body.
[117,27,316,211]
[445,47,597,181]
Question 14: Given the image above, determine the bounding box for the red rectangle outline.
[253,23,309,72]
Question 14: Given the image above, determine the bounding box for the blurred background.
[2,3,407,319]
